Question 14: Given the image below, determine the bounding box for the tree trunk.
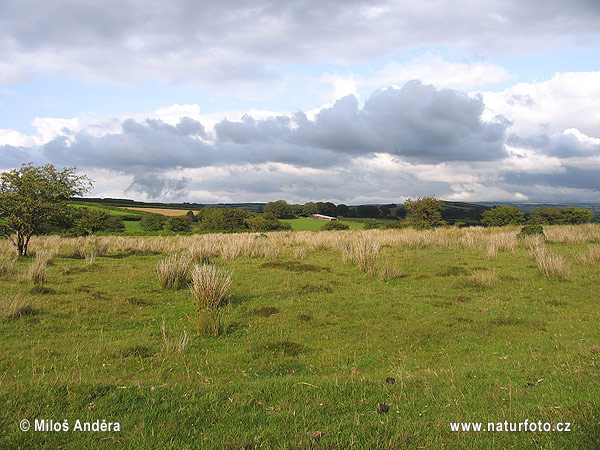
[17,232,24,256]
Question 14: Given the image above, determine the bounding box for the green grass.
[281,217,364,231]
[0,233,598,448]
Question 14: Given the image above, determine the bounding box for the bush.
[245,213,292,231]
[190,263,233,337]
[517,224,545,239]
[384,221,405,229]
[404,197,446,228]
[140,214,166,231]
[200,208,253,231]
[165,216,193,233]
[105,215,125,232]
[321,221,349,231]
[481,206,524,227]
[363,219,380,229]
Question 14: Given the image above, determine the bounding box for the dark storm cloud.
[218,81,509,163]
[2,0,599,85]
[504,167,600,192]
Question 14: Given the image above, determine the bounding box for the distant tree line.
[481,205,594,227]
[262,200,402,219]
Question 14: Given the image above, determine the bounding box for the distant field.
[281,217,364,231]
[121,207,193,216]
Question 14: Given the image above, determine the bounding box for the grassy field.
[281,217,364,231]
[0,226,599,449]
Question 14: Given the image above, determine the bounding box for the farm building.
[310,214,338,221]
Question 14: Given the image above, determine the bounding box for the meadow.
[0,225,599,449]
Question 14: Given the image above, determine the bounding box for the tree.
[200,208,253,230]
[481,206,525,227]
[558,207,594,224]
[335,204,350,217]
[289,204,304,217]
[245,213,292,231]
[140,214,166,231]
[404,197,446,229]
[165,216,193,233]
[0,163,91,255]
[302,202,318,216]
[263,200,290,218]
[528,207,563,225]
[357,205,380,218]
[80,208,111,234]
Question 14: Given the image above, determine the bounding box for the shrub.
[384,221,405,229]
[481,206,525,227]
[156,253,192,289]
[140,214,166,231]
[517,224,545,239]
[165,216,193,233]
[245,213,291,231]
[105,215,125,232]
[321,221,349,231]
[200,208,253,231]
[189,263,232,337]
[363,219,380,230]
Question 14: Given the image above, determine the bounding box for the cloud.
[1,78,599,203]
[1,0,598,86]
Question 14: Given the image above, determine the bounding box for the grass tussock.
[341,238,381,277]
[190,263,233,336]
[576,244,600,266]
[0,256,17,276]
[1,294,36,320]
[27,251,52,284]
[378,264,403,282]
[156,253,192,289]
[527,239,571,279]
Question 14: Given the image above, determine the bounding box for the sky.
[1,0,599,204]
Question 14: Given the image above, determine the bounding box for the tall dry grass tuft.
[344,238,381,277]
[156,253,192,289]
[189,263,232,337]
[0,255,17,276]
[576,244,600,266]
[27,251,52,284]
[1,293,35,320]
[487,243,498,260]
[528,241,571,279]
[378,264,402,282]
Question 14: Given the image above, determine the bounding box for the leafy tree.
[165,216,193,233]
[140,214,166,231]
[357,205,380,218]
[335,204,350,217]
[321,221,349,231]
[481,206,525,227]
[559,207,594,224]
[80,208,112,234]
[245,213,292,231]
[263,200,290,218]
[200,208,253,230]
[379,206,391,217]
[302,202,318,216]
[0,163,91,255]
[105,215,125,232]
[404,197,446,229]
[289,204,304,217]
[528,207,563,225]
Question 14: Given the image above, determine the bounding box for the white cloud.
[375,55,512,90]
[480,71,600,137]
